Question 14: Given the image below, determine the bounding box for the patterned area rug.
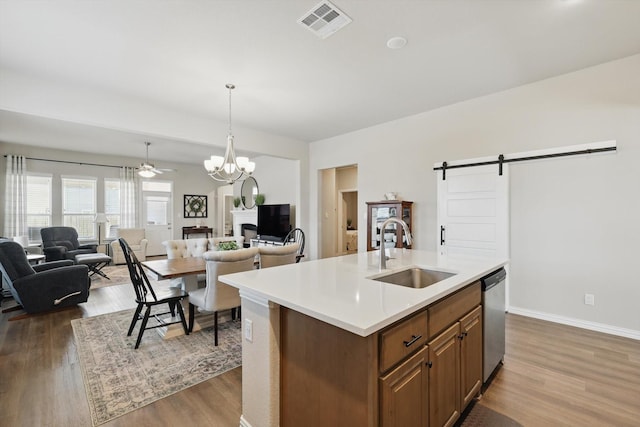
[72,309,242,426]
[460,400,523,427]
[90,258,166,289]
[89,264,134,288]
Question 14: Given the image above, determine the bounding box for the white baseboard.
[239,415,252,427]
[508,306,640,341]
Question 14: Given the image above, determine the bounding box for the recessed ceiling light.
[386,36,407,49]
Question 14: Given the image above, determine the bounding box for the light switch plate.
[244,318,253,342]
[584,293,595,306]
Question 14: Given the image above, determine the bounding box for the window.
[26,174,52,242]
[104,179,121,238]
[62,177,97,239]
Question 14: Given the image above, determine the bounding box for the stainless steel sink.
[371,267,456,289]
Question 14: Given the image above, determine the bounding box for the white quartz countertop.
[220,249,508,337]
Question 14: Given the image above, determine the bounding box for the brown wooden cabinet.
[380,346,429,427]
[460,306,483,410]
[366,201,413,251]
[280,282,483,427]
[427,284,483,427]
[428,323,461,427]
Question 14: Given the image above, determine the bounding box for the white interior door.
[437,164,509,303]
[143,192,173,256]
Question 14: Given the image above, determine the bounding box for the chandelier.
[204,84,255,184]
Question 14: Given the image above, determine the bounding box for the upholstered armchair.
[40,226,97,262]
[0,240,91,313]
[258,243,300,269]
[161,237,246,287]
[189,247,259,345]
[110,228,148,265]
[163,238,210,259]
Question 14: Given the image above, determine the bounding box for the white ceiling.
[1,0,640,164]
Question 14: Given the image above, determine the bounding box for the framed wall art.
[184,194,208,218]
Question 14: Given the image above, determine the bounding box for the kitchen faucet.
[379,217,412,270]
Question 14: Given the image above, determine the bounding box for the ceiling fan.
[136,142,173,177]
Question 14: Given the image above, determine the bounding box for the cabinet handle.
[458,332,468,340]
[427,361,433,368]
[440,226,445,245]
[403,334,422,347]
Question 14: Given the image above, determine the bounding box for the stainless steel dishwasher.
[481,267,507,383]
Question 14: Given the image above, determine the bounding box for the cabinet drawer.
[428,282,481,339]
[380,310,428,373]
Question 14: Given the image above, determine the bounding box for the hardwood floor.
[481,314,640,427]
[1,284,638,426]
[0,284,242,427]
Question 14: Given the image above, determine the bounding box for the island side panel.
[239,296,282,427]
[280,307,379,427]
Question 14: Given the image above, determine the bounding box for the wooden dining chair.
[119,238,190,349]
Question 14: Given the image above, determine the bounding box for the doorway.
[141,180,173,256]
[339,190,358,254]
[217,185,234,236]
[319,165,358,259]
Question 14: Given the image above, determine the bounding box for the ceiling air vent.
[298,1,352,39]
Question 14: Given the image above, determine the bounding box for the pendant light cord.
[226,83,235,136]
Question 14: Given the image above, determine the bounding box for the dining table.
[141,257,208,337]
[142,257,206,290]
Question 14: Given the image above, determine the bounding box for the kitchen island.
[220,249,507,427]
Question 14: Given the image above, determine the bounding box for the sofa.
[110,228,148,265]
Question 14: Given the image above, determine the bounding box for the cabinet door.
[380,346,429,427]
[428,323,461,427]
[460,306,483,410]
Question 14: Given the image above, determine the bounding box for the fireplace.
[240,223,257,248]
[231,209,257,242]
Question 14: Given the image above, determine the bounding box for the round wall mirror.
[241,177,259,209]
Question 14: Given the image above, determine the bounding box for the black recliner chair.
[40,226,97,262]
[0,240,91,313]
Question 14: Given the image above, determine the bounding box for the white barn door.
[437,164,509,303]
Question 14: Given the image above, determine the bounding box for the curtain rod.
[3,155,128,169]
[433,143,617,180]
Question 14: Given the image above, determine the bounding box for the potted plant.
[255,193,265,206]
[217,241,238,251]
[233,197,241,208]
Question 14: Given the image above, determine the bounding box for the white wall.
[309,54,640,335]
[229,155,300,230]
[247,155,298,206]
[0,69,305,160]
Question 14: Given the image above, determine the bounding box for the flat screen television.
[257,204,291,242]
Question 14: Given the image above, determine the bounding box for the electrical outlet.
[244,318,253,342]
[584,293,595,306]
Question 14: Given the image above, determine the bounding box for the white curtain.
[120,166,138,228]
[4,155,28,238]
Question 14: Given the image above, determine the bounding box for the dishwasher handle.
[481,267,506,291]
